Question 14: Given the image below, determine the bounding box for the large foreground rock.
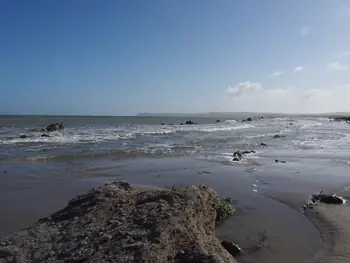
[0,182,236,263]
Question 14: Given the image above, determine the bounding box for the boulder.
[311,191,345,205]
[233,151,243,159]
[242,150,256,155]
[246,117,252,122]
[41,134,50,138]
[0,182,237,263]
[58,123,65,130]
[185,120,195,125]
[260,143,267,147]
[19,134,28,139]
[216,120,220,123]
[45,123,59,132]
[274,134,281,139]
[333,116,350,122]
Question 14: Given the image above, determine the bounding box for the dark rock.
[225,197,232,203]
[333,116,350,122]
[185,121,195,125]
[289,123,293,125]
[233,157,240,162]
[45,123,59,132]
[260,143,267,147]
[161,123,165,125]
[221,240,242,257]
[275,159,286,163]
[242,150,256,155]
[274,134,281,139]
[233,151,243,159]
[312,191,344,204]
[216,120,220,123]
[246,117,252,122]
[58,123,65,130]
[0,182,237,263]
[180,123,184,125]
[169,124,173,125]
[41,134,50,137]
[19,134,28,139]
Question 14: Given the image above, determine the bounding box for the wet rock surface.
[0,182,237,263]
[311,191,345,205]
[221,241,242,257]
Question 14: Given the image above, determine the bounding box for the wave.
[300,121,323,129]
[0,123,256,145]
[224,120,238,124]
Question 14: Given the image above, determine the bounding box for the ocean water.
[1,115,350,176]
[2,114,350,194]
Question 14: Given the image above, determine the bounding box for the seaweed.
[214,197,236,226]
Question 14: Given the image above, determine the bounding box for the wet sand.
[2,157,346,263]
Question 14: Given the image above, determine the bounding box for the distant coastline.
[0,112,349,118]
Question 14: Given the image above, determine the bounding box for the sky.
[1,0,350,115]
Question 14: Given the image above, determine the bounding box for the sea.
[2,114,350,262]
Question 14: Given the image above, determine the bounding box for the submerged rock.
[0,182,237,263]
[242,150,256,155]
[275,159,286,163]
[29,128,42,132]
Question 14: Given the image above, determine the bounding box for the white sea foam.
[224,119,238,124]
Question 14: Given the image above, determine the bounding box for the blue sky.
[1,0,350,115]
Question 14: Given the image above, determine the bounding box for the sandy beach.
[2,157,350,263]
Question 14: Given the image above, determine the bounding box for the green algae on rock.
[214,197,236,225]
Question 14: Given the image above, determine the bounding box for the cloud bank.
[226,81,262,97]
[328,62,348,71]
[223,82,350,113]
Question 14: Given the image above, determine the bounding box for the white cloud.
[226,81,262,97]
[300,26,310,36]
[268,70,284,78]
[222,83,350,113]
[294,66,304,72]
[327,62,348,71]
